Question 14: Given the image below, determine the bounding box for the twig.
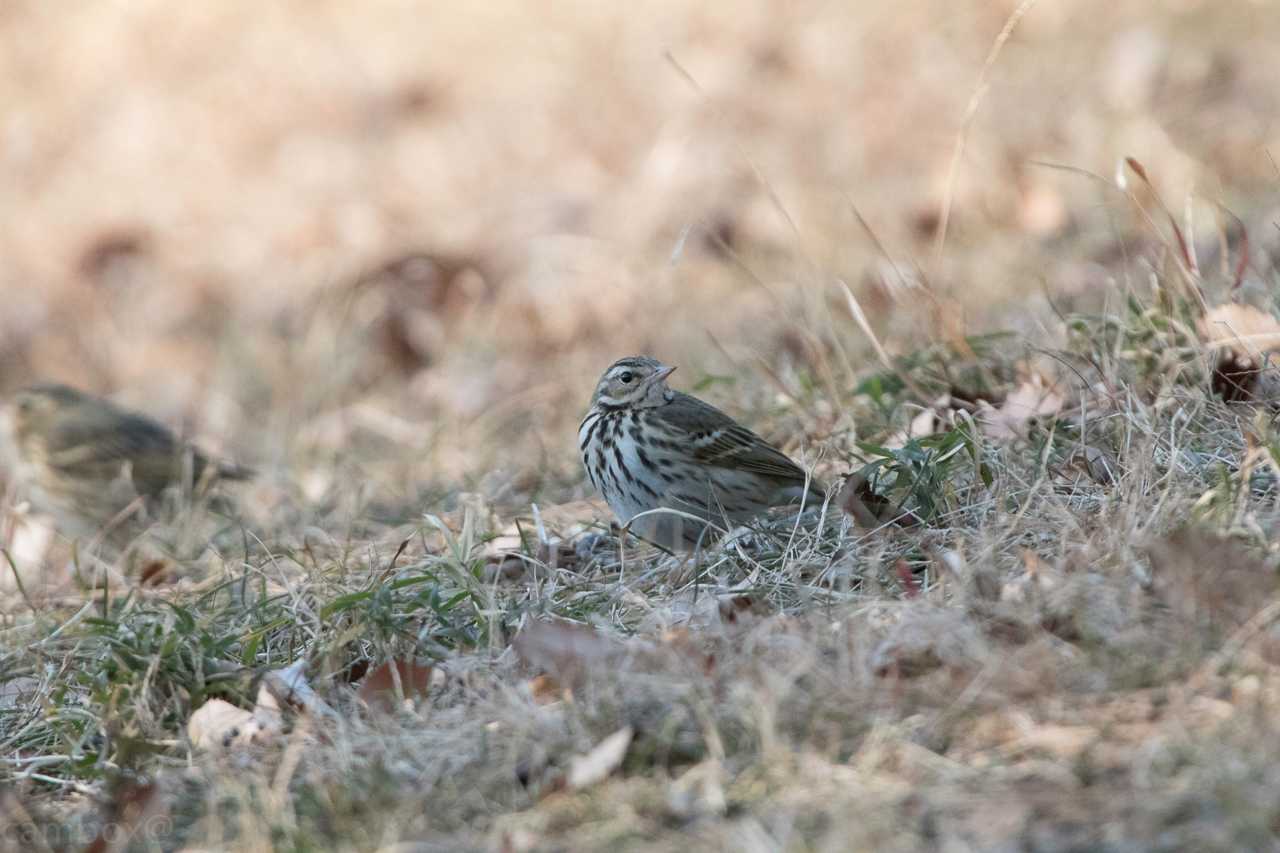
[932,0,1041,271]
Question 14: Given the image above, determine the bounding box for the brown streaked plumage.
[3,382,251,541]
[579,356,823,549]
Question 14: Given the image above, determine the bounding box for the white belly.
[579,408,718,548]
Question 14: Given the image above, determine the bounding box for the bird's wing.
[655,393,817,486]
[43,409,196,493]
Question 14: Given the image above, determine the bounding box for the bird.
[578,356,823,549]
[2,382,252,542]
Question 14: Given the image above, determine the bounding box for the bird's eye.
[619,371,635,384]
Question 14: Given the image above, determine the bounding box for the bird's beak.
[653,365,677,383]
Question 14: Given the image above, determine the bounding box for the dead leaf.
[717,594,756,625]
[138,559,174,586]
[483,503,602,579]
[1199,304,1280,402]
[187,699,253,750]
[188,696,281,752]
[907,406,939,439]
[484,540,579,581]
[838,473,922,529]
[884,394,952,449]
[357,659,435,713]
[1212,353,1268,403]
[512,618,627,685]
[566,726,633,790]
[528,674,564,705]
[253,683,285,731]
[980,375,1064,440]
[1199,303,1280,354]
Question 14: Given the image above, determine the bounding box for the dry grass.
[4,1,1280,850]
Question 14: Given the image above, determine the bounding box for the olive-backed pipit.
[4,382,251,542]
[579,356,823,549]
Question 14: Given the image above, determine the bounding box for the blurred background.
[2,0,1278,515]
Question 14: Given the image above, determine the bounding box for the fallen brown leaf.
[1199,303,1280,403]
[716,594,756,625]
[137,559,174,587]
[527,674,564,706]
[357,659,435,713]
[187,695,281,752]
[884,394,953,449]
[1198,303,1280,353]
[980,375,1064,441]
[512,618,628,685]
[838,473,922,529]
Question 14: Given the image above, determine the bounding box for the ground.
[4,1,1280,850]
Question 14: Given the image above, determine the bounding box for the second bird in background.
[2,382,252,545]
[579,356,824,549]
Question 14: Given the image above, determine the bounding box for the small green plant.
[854,417,992,524]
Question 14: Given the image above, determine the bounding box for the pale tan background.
[2,0,1277,498]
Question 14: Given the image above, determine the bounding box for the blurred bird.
[3,382,252,542]
[579,356,823,549]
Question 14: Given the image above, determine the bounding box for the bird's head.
[590,356,677,409]
[7,383,87,446]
